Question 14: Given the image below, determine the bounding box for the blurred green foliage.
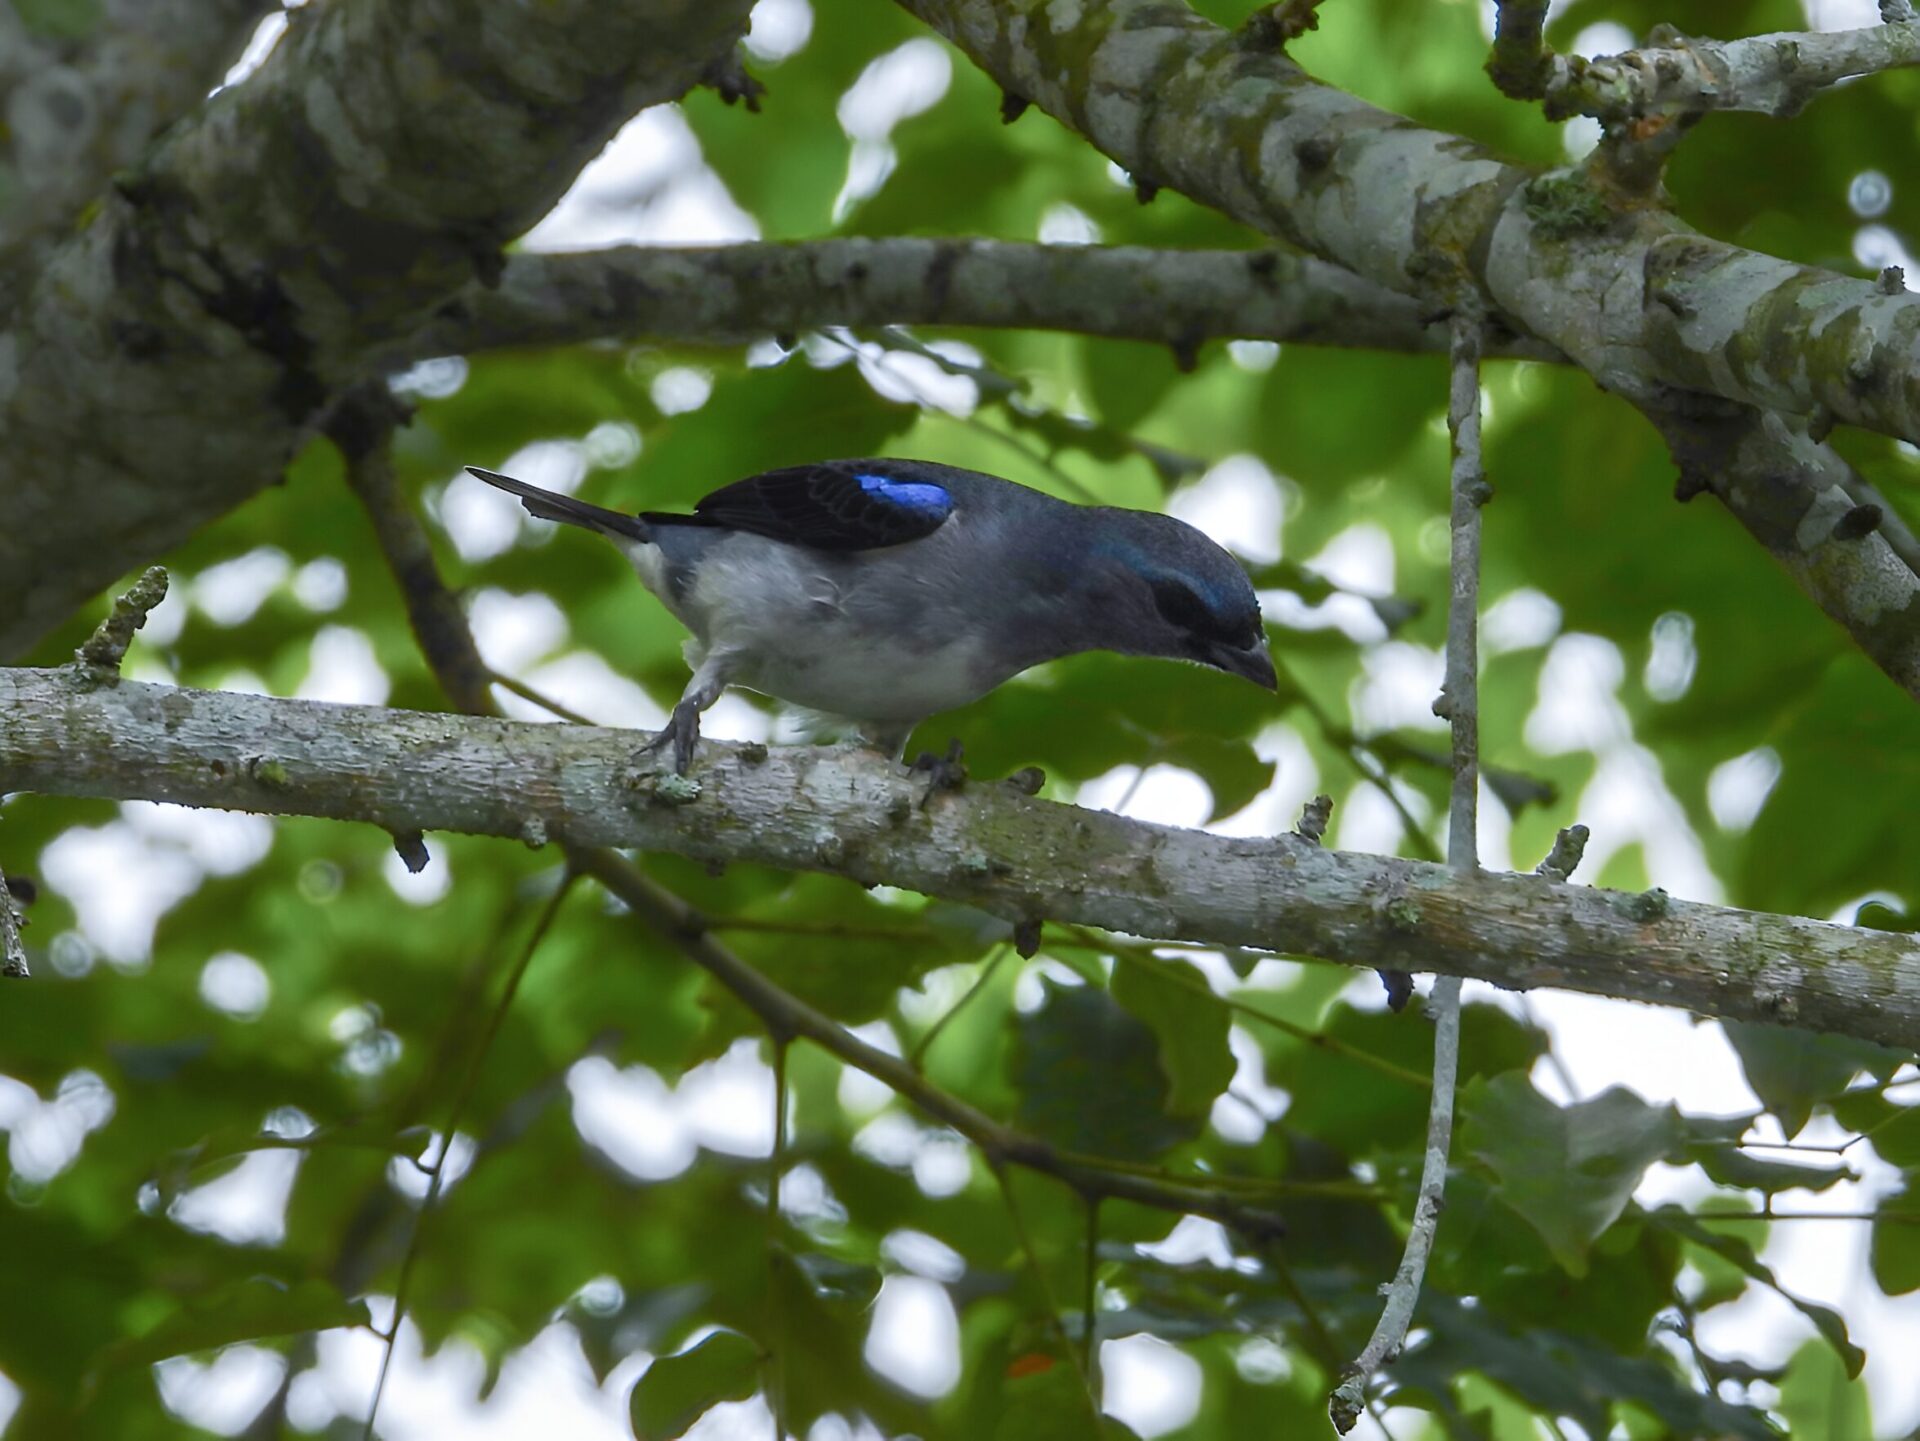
[5,0,1920,1437]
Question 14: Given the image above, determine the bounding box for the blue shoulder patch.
[857,472,954,520]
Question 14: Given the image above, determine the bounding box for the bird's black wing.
[650,462,956,552]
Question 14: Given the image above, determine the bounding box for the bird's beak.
[1213,641,1279,691]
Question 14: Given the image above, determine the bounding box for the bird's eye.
[1149,578,1213,635]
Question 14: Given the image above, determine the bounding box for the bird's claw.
[908,737,968,808]
[638,700,703,775]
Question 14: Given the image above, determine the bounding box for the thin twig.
[996,1164,1099,1415]
[363,876,575,1439]
[768,1039,790,1440]
[1331,308,1484,1432]
[487,668,598,727]
[908,943,1012,1068]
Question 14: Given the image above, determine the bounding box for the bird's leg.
[637,657,733,775]
[908,736,968,808]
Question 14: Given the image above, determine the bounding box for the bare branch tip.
[76,565,170,674]
[1294,793,1334,844]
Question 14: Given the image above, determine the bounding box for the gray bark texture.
[383,238,1565,366]
[892,0,1920,702]
[0,0,277,299]
[0,0,753,658]
[6,664,1917,1051]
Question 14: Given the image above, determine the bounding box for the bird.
[464,458,1277,774]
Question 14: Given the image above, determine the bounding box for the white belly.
[625,531,1004,722]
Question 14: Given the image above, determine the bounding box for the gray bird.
[465,459,1276,772]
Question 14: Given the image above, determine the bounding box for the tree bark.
[383,238,1565,366]
[6,664,1917,1051]
[0,0,753,660]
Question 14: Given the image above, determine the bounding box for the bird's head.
[1089,511,1277,691]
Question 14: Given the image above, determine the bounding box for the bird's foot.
[908,737,968,808]
[637,699,703,775]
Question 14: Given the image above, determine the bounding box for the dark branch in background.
[0,865,28,979]
[10,659,1920,1050]
[0,0,277,297]
[0,0,757,658]
[336,418,1294,1237]
[382,239,1566,371]
[1331,311,1487,1432]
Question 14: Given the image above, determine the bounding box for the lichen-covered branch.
[0,0,754,659]
[6,664,1919,1050]
[385,239,1564,368]
[1541,21,1920,124]
[0,0,277,297]
[1643,234,1920,450]
[1648,402,1920,696]
[892,0,1920,703]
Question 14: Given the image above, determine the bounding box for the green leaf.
[1461,1076,1680,1276]
[1680,1115,1854,1195]
[992,1359,1139,1441]
[1079,337,1184,433]
[1722,1021,1906,1138]
[1013,978,1202,1161]
[1777,1337,1874,1441]
[1110,953,1234,1118]
[1831,1089,1920,1167]
[1870,1181,1920,1295]
[88,1278,369,1383]
[1652,1208,1865,1376]
[630,1329,763,1441]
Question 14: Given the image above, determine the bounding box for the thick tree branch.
[1648,402,1920,696]
[0,0,754,660]
[0,0,277,296]
[1541,22,1920,124]
[6,665,1919,1050]
[385,239,1565,367]
[892,0,1920,702]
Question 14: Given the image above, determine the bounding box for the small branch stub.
[1295,794,1334,845]
[1535,823,1590,882]
[391,831,431,875]
[76,566,170,674]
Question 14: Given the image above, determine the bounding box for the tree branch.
[0,0,755,659]
[384,239,1565,369]
[892,0,1920,704]
[1540,22,1920,124]
[0,0,278,296]
[7,664,1919,1050]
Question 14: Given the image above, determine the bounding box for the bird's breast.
[653,529,1014,721]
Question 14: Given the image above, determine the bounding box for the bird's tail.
[464,466,652,544]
